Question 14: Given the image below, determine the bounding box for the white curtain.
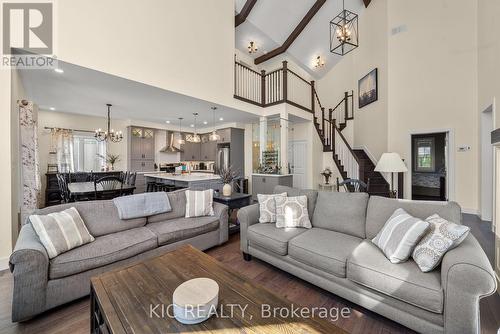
[53,129,75,173]
[19,100,41,224]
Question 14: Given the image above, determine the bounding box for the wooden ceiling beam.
[363,0,372,8]
[254,0,326,65]
[235,0,258,27]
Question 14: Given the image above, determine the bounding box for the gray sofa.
[238,186,497,334]
[9,189,228,322]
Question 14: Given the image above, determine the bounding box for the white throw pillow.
[257,192,287,223]
[275,195,312,229]
[372,208,429,264]
[412,214,470,272]
[185,189,214,218]
[30,207,95,259]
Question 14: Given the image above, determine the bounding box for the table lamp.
[374,152,408,198]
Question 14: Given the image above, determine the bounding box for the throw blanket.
[113,192,171,219]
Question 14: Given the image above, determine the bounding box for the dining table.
[67,181,135,200]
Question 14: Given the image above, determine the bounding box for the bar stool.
[146,182,158,192]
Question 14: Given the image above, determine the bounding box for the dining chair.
[56,173,71,203]
[337,178,368,193]
[94,176,123,200]
[122,172,137,196]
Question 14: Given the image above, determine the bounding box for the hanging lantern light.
[330,0,359,56]
[209,107,221,141]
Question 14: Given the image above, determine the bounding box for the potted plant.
[321,167,333,185]
[219,166,237,196]
[106,154,120,170]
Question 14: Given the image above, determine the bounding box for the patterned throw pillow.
[185,189,214,218]
[275,195,312,229]
[30,207,95,259]
[372,208,429,264]
[412,214,470,272]
[257,193,287,223]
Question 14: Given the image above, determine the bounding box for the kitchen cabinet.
[181,141,201,161]
[201,136,217,161]
[216,128,231,143]
[128,126,155,172]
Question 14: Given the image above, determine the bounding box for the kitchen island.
[144,172,222,191]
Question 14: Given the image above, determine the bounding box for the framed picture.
[358,68,378,108]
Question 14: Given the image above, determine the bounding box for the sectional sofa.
[9,189,228,322]
[238,186,497,334]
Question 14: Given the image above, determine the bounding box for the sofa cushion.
[146,216,219,246]
[247,223,307,256]
[274,186,318,221]
[49,227,157,279]
[311,191,368,238]
[288,228,362,277]
[147,189,187,223]
[347,240,443,313]
[365,196,462,239]
[32,201,147,237]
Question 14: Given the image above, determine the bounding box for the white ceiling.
[235,0,365,79]
[19,60,261,127]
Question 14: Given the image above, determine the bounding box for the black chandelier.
[330,0,359,56]
[94,104,123,143]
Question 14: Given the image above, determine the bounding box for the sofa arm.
[441,234,497,334]
[237,203,259,253]
[213,202,229,244]
[9,224,49,322]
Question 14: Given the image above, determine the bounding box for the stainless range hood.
[160,130,183,153]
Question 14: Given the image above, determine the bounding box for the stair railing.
[334,123,360,180]
[330,91,354,127]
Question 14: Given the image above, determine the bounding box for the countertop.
[144,173,221,182]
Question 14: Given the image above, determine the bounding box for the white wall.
[56,0,236,110]
[387,0,479,211]
[316,0,389,161]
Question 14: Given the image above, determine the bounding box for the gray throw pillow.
[257,193,287,223]
[185,189,214,218]
[30,207,95,259]
[372,208,429,263]
[412,214,470,272]
[275,195,312,229]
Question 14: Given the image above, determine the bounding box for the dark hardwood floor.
[0,214,498,334]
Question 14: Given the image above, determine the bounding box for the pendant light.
[177,117,185,145]
[209,107,221,141]
[94,104,123,142]
[185,113,201,143]
[330,0,359,56]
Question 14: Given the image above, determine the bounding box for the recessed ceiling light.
[165,120,170,124]
[203,121,208,125]
[49,107,55,110]
[219,117,224,121]
[190,124,194,127]
[54,68,64,73]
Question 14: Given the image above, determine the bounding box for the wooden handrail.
[287,68,311,86]
[334,123,361,165]
[235,61,261,76]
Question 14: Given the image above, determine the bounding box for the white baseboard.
[462,208,480,216]
[0,257,9,271]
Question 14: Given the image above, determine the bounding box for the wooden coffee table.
[90,245,346,334]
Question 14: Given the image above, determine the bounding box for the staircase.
[233,59,390,196]
[312,91,391,197]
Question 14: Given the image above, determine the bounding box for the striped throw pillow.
[185,189,214,218]
[372,208,429,264]
[30,207,95,259]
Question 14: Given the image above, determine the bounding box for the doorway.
[289,140,307,189]
[411,132,448,201]
[480,106,494,221]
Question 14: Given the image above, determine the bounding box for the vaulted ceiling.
[235,0,366,79]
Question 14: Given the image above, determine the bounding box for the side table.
[213,192,252,235]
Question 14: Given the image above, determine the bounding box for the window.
[72,133,106,172]
[415,138,435,172]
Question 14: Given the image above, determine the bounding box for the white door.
[289,140,307,189]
